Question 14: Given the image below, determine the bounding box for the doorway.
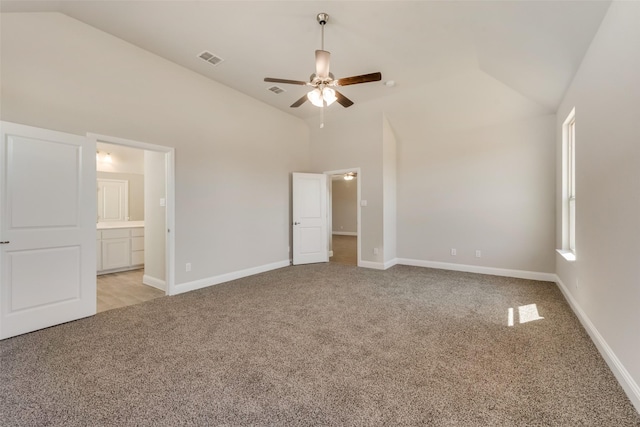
[326,168,361,266]
[89,133,175,310]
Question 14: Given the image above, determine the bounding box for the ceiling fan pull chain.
[320,104,325,128]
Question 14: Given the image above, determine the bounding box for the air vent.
[198,51,224,66]
[267,85,286,95]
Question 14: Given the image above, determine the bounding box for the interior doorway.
[326,168,360,266]
[89,133,175,311]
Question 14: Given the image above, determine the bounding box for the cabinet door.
[101,238,131,270]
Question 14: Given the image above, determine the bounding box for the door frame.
[324,167,361,267]
[87,133,176,296]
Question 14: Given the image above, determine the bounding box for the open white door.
[0,122,96,339]
[292,172,328,265]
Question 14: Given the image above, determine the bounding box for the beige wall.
[332,178,357,234]
[96,171,144,221]
[555,1,640,409]
[1,12,310,285]
[144,150,166,283]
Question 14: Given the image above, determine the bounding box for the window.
[562,108,576,259]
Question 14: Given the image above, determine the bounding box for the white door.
[97,179,129,222]
[0,122,96,339]
[292,172,328,265]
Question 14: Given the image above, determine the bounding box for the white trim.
[556,248,576,262]
[332,231,357,236]
[328,250,334,257]
[358,260,386,270]
[87,133,176,297]
[174,259,290,295]
[384,258,398,270]
[554,275,640,413]
[143,274,166,291]
[396,258,556,282]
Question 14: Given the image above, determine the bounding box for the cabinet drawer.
[131,228,144,237]
[131,250,144,266]
[131,236,144,251]
[102,228,130,239]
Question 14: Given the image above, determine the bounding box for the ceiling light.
[344,172,355,181]
[105,153,112,163]
[307,87,337,107]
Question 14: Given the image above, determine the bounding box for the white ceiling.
[1,1,611,119]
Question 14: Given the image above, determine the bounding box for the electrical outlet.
[475,250,481,258]
[450,248,457,256]
[186,262,191,272]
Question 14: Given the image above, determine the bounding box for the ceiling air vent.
[267,85,286,95]
[198,51,224,66]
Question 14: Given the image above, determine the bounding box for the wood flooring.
[330,234,357,266]
[97,269,165,313]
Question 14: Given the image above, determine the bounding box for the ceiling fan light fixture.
[344,172,355,181]
[307,87,337,107]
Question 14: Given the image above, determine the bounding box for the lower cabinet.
[97,227,144,274]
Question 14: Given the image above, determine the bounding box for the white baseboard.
[332,231,357,236]
[395,258,556,282]
[555,275,640,413]
[329,250,334,257]
[358,260,385,270]
[384,258,398,270]
[143,275,166,292]
[173,259,290,295]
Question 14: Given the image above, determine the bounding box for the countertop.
[97,221,144,230]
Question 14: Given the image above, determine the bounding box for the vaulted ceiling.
[1,1,611,120]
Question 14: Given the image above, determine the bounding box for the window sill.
[556,249,576,262]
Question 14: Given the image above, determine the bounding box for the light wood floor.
[330,235,357,266]
[97,269,165,313]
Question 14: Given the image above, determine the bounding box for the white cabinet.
[97,227,144,274]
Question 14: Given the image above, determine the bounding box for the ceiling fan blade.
[334,90,354,108]
[264,77,308,86]
[290,94,308,108]
[315,50,331,79]
[336,72,382,86]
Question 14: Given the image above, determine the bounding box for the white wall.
[382,115,397,264]
[390,69,556,274]
[555,1,640,410]
[0,12,310,287]
[331,178,357,234]
[144,150,166,284]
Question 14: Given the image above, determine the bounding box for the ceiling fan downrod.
[317,13,329,51]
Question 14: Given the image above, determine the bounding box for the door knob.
[0,241,9,244]
[293,222,300,225]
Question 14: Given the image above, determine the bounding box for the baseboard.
[173,259,290,295]
[143,274,166,292]
[358,260,386,270]
[329,250,334,257]
[332,231,357,236]
[555,275,640,413]
[384,258,398,270]
[395,258,556,282]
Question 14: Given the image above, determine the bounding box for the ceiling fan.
[264,13,382,109]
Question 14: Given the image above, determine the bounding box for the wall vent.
[198,51,224,66]
[268,86,286,94]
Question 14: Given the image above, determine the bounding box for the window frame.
[562,108,576,258]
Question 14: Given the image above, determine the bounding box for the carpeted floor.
[1,264,639,426]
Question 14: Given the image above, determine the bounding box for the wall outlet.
[475,250,482,258]
[186,262,191,272]
[373,248,379,255]
[450,248,457,256]
[160,198,166,207]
